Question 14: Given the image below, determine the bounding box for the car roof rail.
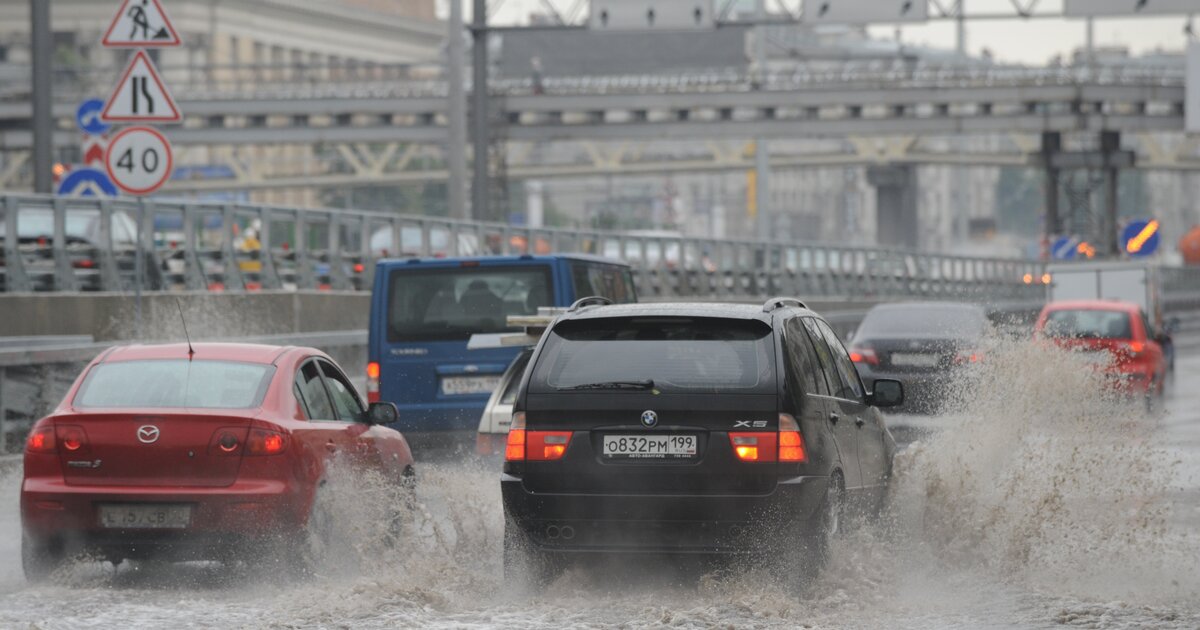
[762,297,808,312]
[567,296,614,312]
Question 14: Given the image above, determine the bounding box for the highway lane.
[0,342,1196,628]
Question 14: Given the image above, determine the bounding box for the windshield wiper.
[559,379,655,391]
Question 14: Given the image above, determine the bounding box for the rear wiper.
[559,379,654,391]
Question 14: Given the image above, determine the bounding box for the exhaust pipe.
[560,525,575,540]
[545,525,560,539]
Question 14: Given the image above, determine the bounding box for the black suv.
[501,297,903,585]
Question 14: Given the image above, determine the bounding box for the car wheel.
[22,533,65,583]
[292,484,336,577]
[790,472,844,589]
[503,517,562,590]
[386,466,417,547]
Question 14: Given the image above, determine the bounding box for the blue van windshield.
[387,266,554,342]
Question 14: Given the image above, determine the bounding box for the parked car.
[20,342,413,581]
[500,298,903,587]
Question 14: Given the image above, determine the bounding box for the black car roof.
[559,301,813,324]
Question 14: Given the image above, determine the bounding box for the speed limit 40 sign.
[105,126,174,195]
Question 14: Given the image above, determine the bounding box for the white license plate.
[441,375,502,395]
[602,434,698,459]
[891,353,940,367]
[99,504,191,529]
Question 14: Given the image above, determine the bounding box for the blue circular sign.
[1121,219,1160,258]
[57,167,119,197]
[76,99,110,135]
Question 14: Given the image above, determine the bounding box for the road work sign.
[102,0,181,47]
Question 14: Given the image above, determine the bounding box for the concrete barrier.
[0,291,370,341]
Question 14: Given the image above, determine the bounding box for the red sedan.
[21,343,414,581]
[1033,300,1168,404]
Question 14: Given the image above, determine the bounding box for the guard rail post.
[51,197,78,292]
[4,196,31,292]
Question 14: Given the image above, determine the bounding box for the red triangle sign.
[102,0,182,47]
[101,50,182,123]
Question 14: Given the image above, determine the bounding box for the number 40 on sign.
[104,126,174,195]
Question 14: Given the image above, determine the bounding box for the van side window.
[570,262,636,304]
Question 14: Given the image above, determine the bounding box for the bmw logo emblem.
[641,410,658,427]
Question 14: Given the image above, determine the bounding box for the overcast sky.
[447,0,1195,65]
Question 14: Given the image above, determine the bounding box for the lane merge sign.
[102,0,181,47]
[101,50,182,123]
[105,126,174,195]
[1122,219,1161,258]
[57,168,119,197]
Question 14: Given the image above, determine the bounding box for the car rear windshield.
[75,360,275,409]
[1043,309,1132,340]
[387,266,553,342]
[530,317,775,393]
[858,305,987,338]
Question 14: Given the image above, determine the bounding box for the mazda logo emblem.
[136,425,160,444]
[640,410,658,428]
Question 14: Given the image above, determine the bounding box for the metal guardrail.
[1,194,1051,302]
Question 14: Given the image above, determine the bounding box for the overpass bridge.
[1,65,1197,195]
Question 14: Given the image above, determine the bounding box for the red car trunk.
[56,411,254,488]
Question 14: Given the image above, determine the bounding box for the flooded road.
[2,342,1199,629]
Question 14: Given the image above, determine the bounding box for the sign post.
[95,0,182,197]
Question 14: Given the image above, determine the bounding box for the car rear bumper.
[21,476,305,556]
[501,473,829,554]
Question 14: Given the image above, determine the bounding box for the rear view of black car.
[501,298,902,586]
[847,302,989,412]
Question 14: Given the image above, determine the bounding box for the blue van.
[367,254,637,448]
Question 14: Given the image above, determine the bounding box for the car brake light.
[246,429,287,455]
[505,412,527,461]
[27,426,56,453]
[729,432,778,462]
[778,413,807,463]
[366,361,380,403]
[1128,341,1145,355]
[850,347,879,366]
[57,426,87,452]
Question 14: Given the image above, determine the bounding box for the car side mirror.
[868,379,904,408]
[367,402,399,425]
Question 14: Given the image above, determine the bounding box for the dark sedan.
[847,302,989,413]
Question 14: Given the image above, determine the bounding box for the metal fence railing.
[0,194,1055,302]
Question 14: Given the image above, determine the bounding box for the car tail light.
[1127,341,1145,356]
[27,426,56,453]
[778,413,807,463]
[505,412,527,461]
[57,426,87,452]
[953,351,983,365]
[246,429,287,455]
[72,259,96,269]
[527,431,572,461]
[850,346,879,366]
[729,432,778,462]
[366,361,380,403]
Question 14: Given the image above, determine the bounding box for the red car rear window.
[75,360,275,409]
[1043,309,1132,340]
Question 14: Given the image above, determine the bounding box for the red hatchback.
[1033,300,1168,402]
[20,343,415,581]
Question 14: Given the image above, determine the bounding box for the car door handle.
[829,412,841,425]
[325,440,337,453]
